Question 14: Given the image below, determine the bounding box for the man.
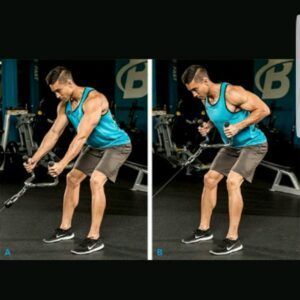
[24,66,132,255]
[181,65,270,255]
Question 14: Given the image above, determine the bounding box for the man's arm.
[32,102,69,163]
[58,93,107,168]
[225,86,270,136]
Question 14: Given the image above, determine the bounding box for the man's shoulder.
[225,84,246,99]
[226,84,244,94]
[224,84,248,106]
[83,89,109,111]
[87,89,107,102]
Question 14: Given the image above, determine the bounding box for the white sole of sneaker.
[209,244,243,255]
[43,233,75,244]
[70,244,105,255]
[181,234,213,244]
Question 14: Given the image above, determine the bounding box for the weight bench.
[124,161,147,193]
[260,160,300,196]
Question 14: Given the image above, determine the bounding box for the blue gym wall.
[1,59,18,141]
[254,59,300,148]
[114,59,147,133]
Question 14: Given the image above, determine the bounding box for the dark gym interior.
[153,59,300,260]
[0,59,147,260]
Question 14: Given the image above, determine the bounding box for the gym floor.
[0,167,147,260]
[153,157,300,260]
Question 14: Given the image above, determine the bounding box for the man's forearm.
[235,109,269,131]
[60,135,87,167]
[32,131,60,162]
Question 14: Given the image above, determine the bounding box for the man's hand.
[48,162,66,177]
[198,122,213,137]
[224,124,239,138]
[23,158,38,173]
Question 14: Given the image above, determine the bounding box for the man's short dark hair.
[181,65,209,84]
[45,66,73,85]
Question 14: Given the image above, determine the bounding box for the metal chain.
[153,141,230,198]
[0,186,28,212]
[4,186,28,207]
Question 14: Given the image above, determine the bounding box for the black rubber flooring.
[0,167,147,260]
[153,158,300,260]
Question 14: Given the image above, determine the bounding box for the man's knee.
[226,172,244,190]
[90,171,107,189]
[66,170,85,187]
[204,171,223,189]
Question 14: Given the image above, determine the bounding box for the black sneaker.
[43,228,75,243]
[209,238,243,255]
[71,238,105,255]
[181,228,213,244]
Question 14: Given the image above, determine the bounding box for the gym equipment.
[153,112,210,175]
[260,160,300,196]
[153,122,231,198]
[0,109,61,171]
[115,102,147,193]
[124,161,147,192]
[1,108,147,194]
[0,158,58,213]
[16,113,38,157]
[154,110,300,196]
[0,109,28,171]
[0,145,4,167]
[4,141,21,169]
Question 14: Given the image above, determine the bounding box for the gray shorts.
[210,143,268,183]
[73,143,132,183]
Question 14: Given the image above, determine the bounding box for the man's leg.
[86,145,131,239]
[209,170,245,255]
[70,170,107,254]
[60,168,87,230]
[226,170,244,240]
[182,170,224,244]
[199,170,224,230]
[43,168,87,243]
[70,144,131,254]
[88,170,108,239]
[209,144,269,255]
[224,143,267,241]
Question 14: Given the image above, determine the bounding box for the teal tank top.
[205,82,267,148]
[65,87,131,149]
